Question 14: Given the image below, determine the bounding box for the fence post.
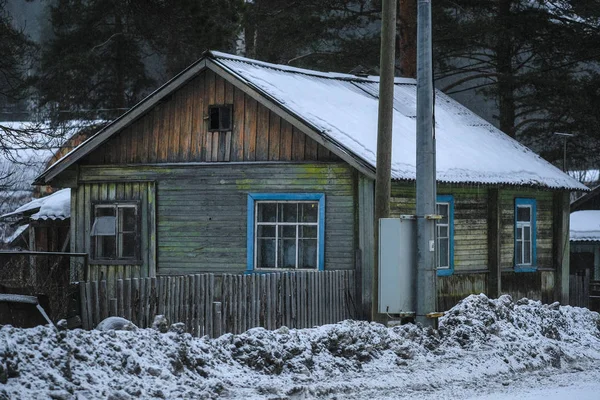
[213,301,222,338]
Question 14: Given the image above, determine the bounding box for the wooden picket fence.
[79,270,355,336]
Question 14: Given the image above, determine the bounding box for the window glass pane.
[299,239,317,269]
[91,216,116,236]
[257,203,277,222]
[220,106,232,130]
[301,225,317,238]
[524,226,531,241]
[257,225,275,238]
[120,233,136,258]
[438,226,448,239]
[257,238,276,268]
[279,203,297,222]
[300,203,318,222]
[96,236,116,259]
[279,225,296,238]
[120,207,136,232]
[437,203,448,224]
[97,206,115,217]
[438,238,449,268]
[517,241,522,264]
[209,107,220,130]
[517,206,531,222]
[278,239,296,268]
[517,227,522,240]
[524,240,531,264]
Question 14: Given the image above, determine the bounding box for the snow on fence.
[79,270,355,336]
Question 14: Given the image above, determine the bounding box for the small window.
[436,195,454,276]
[208,105,233,131]
[515,198,536,271]
[91,203,139,261]
[247,193,325,271]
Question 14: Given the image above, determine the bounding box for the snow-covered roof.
[0,189,71,221]
[212,52,586,190]
[570,210,600,242]
[36,51,586,190]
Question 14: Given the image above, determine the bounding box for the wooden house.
[34,51,586,316]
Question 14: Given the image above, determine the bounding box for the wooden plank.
[184,275,191,331]
[157,276,165,317]
[204,70,216,162]
[211,131,219,162]
[198,274,206,336]
[270,273,277,329]
[241,273,247,333]
[244,97,257,161]
[124,279,132,321]
[131,278,140,326]
[284,273,291,328]
[190,275,197,336]
[140,277,148,327]
[280,120,292,161]
[117,279,124,318]
[305,136,318,160]
[158,102,170,162]
[79,283,89,329]
[222,274,229,333]
[231,87,245,161]
[224,82,234,162]
[291,126,306,161]
[207,274,214,336]
[260,274,267,327]
[213,301,222,338]
[180,83,193,161]
[268,113,281,161]
[100,280,108,321]
[256,105,270,161]
[169,89,182,162]
[190,75,204,161]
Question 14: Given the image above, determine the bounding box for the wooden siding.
[71,181,156,285]
[438,273,487,311]
[390,183,488,272]
[499,189,553,269]
[81,70,339,166]
[78,163,356,275]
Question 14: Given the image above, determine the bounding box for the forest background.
[1,0,600,186]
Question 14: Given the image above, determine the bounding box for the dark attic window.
[208,104,233,131]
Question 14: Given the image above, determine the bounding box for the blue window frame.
[436,195,454,276]
[514,198,537,272]
[247,193,325,271]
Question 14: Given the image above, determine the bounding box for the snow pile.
[1,294,600,399]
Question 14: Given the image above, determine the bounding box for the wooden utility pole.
[373,0,397,321]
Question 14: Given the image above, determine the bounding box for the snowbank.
[1,294,599,399]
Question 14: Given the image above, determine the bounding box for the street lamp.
[553,132,575,172]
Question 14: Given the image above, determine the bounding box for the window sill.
[437,268,454,277]
[514,265,537,273]
[246,268,321,274]
[90,259,142,266]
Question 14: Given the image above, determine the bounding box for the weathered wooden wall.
[390,183,488,272]
[71,181,156,285]
[81,70,339,166]
[78,163,356,276]
[499,189,554,269]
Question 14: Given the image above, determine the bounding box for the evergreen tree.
[432,0,600,145]
[36,0,154,122]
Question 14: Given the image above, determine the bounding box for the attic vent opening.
[209,105,233,131]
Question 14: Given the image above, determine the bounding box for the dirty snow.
[1,294,599,399]
[212,52,586,190]
[570,210,600,241]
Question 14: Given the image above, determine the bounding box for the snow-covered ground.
[1,294,600,399]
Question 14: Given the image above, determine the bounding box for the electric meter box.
[378,217,416,314]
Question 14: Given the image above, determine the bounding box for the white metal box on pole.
[378,217,416,314]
